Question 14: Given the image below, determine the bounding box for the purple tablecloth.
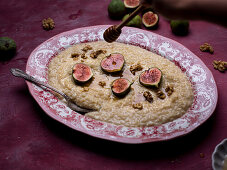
[0,0,226,169]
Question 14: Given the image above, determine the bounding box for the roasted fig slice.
[142,11,159,29]
[72,63,93,84]
[101,53,125,73]
[139,67,162,88]
[111,78,131,97]
[124,0,140,9]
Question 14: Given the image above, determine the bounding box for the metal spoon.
[10,68,92,113]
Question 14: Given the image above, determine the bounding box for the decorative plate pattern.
[26,25,218,143]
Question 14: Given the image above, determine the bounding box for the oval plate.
[26,25,218,144]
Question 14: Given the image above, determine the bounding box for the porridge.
[48,41,194,127]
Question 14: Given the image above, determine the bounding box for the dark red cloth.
[0,0,226,169]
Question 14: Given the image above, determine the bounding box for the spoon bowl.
[11,68,92,114]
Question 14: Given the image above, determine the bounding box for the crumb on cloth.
[199,153,205,158]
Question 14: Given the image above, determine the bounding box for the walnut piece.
[132,103,143,110]
[165,85,174,96]
[200,43,214,54]
[42,18,55,31]
[156,90,166,99]
[71,53,80,58]
[213,60,227,72]
[82,45,92,52]
[98,81,106,87]
[81,53,87,59]
[143,91,153,102]
[130,63,143,75]
[90,50,107,59]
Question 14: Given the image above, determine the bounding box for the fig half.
[101,53,125,73]
[111,78,131,97]
[139,67,162,88]
[72,63,93,84]
[124,0,140,9]
[142,11,159,29]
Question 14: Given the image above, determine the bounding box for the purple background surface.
[0,0,226,169]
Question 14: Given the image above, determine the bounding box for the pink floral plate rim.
[26,25,218,144]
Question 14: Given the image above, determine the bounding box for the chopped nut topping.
[98,81,106,87]
[213,60,227,72]
[165,85,174,96]
[156,90,166,99]
[83,87,89,92]
[81,53,87,59]
[81,59,84,62]
[143,91,153,102]
[200,43,214,54]
[42,18,55,31]
[130,63,143,75]
[71,53,80,58]
[132,103,143,110]
[90,50,107,59]
[82,45,93,52]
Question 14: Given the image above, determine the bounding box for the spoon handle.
[10,68,69,100]
[116,5,145,30]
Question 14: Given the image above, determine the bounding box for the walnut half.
[165,85,174,96]
[213,60,227,72]
[200,43,214,54]
[82,45,92,52]
[156,90,166,99]
[143,91,153,102]
[130,63,143,75]
[42,18,55,31]
[90,50,106,59]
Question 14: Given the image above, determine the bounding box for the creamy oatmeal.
[48,41,194,127]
